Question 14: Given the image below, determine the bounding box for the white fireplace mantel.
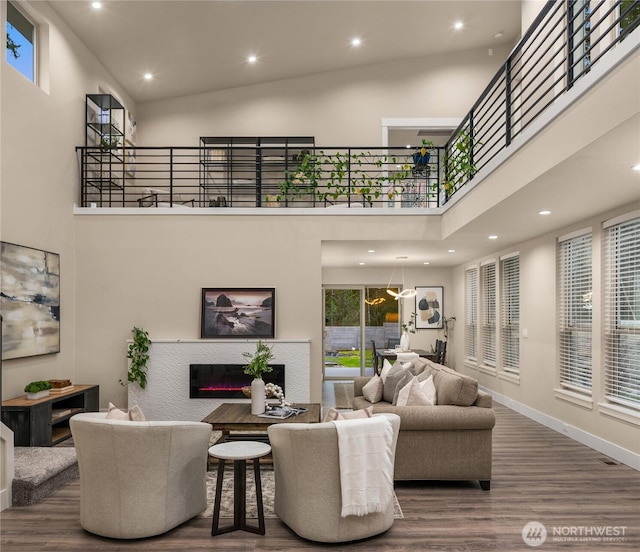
[128,339,311,421]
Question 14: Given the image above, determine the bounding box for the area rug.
[333,382,354,409]
[199,466,403,519]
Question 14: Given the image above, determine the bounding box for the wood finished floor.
[2,403,639,551]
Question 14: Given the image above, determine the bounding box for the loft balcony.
[76,1,639,211]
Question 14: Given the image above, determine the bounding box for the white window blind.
[558,232,592,392]
[480,262,496,366]
[603,215,640,409]
[465,267,478,361]
[501,255,520,373]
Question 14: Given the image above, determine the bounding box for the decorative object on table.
[24,380,52,400]
[264,382,288,407]
[415,286,444,329]
[201,288,275,338]
[400,312,417,350]
[48,379,73,393]
[1,241,60,361]
[243,339,274,415]
[119,326,151,389]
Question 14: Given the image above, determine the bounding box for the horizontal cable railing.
[442,0,639,202]
[76,145,446,209]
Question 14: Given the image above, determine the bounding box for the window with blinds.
[501,254,520,373]
[465,267,478,361]
[558,231,592,392]
[480,262,496,366]
[603,213,640,410]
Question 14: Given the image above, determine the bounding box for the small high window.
[6,1,35,82]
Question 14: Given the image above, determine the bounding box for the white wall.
[137,45,513,147]
[450,204,640,460]
[0,1,134,400]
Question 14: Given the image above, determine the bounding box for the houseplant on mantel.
[243,339,274,415]
[24,380,52,400]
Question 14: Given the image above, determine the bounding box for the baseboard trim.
[483,387,640,472]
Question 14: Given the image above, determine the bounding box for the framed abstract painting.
[415,286,444,329]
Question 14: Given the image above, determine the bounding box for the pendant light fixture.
[386,256,416,300]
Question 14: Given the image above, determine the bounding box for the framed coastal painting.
[1,242,61,360]
[201,288,275,338]
[415,286,443,329]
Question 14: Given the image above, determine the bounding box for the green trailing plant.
[24,380,52,393]
[278,151,322,203]
[243,339,274,379]
[120,326,151,389]
[442,130,478,194]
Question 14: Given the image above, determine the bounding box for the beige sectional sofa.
[353,358,495,490]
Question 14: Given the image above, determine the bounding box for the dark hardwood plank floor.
[2,404,639,551]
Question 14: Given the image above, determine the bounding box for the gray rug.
[12,447,79,506]
[199,466,403,519]
[333,382,354,409]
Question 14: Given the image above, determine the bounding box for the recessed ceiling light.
[489,235,498,240]
[368,249,375,253]
[143,73,153,80]
[92,2,102,9]
[359,262,366,265]
[423,261,430,265]
[351,37,361,47]
[494,31,503,39]
[453,21,464,30]
[632,163,640,171]
[247,55,257,64]
[539,210,551,215]
[448,249,456,253]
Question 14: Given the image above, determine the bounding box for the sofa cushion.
[379,359,394,383]
[105,402,146,421]
[323,406,373,422]
[362,374,384,403]
[395,376,435,406]
[420,374,437,405]
[433,367,478,406]
[383,363,412,403]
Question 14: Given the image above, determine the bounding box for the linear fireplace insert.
[189,364,285,399]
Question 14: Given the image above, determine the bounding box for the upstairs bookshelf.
[199,136,315,207]
[84,94,126,206]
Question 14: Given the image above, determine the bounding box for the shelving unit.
[83,94,126,207]
[1,385,99,446]
[199,136,315,207]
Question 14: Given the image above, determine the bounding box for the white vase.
[400,331,411,351]
[251,378,266,415]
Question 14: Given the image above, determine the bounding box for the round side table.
[208,441,272,536]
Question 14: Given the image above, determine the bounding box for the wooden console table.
[1,384,99,446]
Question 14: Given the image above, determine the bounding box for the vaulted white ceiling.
[49,0,522,103]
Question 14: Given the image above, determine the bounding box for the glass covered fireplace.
[189,364,285,399]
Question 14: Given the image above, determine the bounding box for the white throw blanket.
[332,416,394,517]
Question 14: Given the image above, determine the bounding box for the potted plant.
[24,380,52,400]
[243,339,274,414]
[119,326,151,389]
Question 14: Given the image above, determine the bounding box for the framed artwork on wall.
[126,111,137,144]
[126,145,136,177]
[415,286,443,329]
[201,288,275,338]
[1,242,61,360]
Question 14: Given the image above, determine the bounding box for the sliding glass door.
[323,286,400,379]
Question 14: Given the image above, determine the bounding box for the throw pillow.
[362,374,384,403]
[382,363,412,403]
[419,374,437,405]
[105,402,146,421]
[433,368,478,406]
[379,358,394,383]
[395,376,434,406]
[323,406,373,422]
[392,372,413,405]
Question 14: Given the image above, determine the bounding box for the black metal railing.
[77,145,447,208]
[77,1,639,209]
[442,0,640,201]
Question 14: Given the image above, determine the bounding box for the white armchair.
[267,413,400,543]
[70,412,211,539]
